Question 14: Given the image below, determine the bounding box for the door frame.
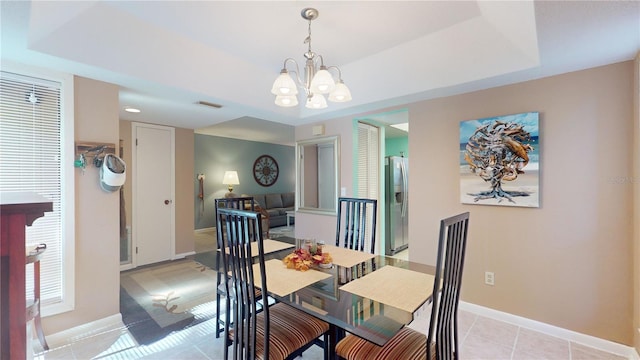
[128,122,176,270]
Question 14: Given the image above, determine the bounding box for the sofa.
[244,192,295,228]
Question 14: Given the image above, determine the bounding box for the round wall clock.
[253,154,279,187]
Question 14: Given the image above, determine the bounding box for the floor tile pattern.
[34,309,629,360]
[33,227,629,360]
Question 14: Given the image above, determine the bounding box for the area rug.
[193,250,218,271]
[120,259,217,345]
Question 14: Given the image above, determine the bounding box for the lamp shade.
[271,71,298,96]
[310,68,335,94]
[328,80,352,102]
[275,95,299,107]
[305,93,328,109]
[222,171,239,185]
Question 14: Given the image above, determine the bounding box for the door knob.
[164,200,172,205]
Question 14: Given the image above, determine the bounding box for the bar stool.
[26,244,49,351]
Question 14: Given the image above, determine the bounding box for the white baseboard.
[460,302,639,359]
[174,251,196,259]
[195,227,215,233]
[45,313,123,349]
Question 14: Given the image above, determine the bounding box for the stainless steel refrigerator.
[385,156,409,255]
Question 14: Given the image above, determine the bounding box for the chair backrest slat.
[335,197,377,254]
[215,197,256,249]
[427,212,470,360]
[216,207,268,360]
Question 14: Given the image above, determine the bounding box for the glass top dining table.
[260,242,436,358]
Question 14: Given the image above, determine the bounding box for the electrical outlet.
[485,271,495,286]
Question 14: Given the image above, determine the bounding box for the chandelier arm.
[314,54,326,68]
[326,65,343,81]
[282,58,305,88]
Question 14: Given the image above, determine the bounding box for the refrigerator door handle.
[400,159,408,217]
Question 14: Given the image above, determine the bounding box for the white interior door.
[133,123,175,266]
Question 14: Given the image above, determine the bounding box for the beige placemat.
[338,265,434,312]
[223,239,294,256]
[322,245,376,268]
[253,259,332,297]
[258,239,294,255]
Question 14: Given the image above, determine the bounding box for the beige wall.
[44,76,121,334]
[119,121,133,233]
[409,61,634,345]
[43,78,196,335]
[119,120,195,257]
[174,127,195,255]
[299,61,634,345]
[633,54,640,353]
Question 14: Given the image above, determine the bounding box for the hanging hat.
[100,153,126,192]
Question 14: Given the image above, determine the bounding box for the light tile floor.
[33,308,628,360]
[33,228,630,359]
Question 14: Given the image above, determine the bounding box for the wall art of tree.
[464,120,535,203]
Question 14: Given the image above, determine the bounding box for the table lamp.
[222,170,240,198]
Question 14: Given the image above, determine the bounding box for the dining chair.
[216,207,329,360]
[214,197,258,339]
[335,212,470,360]
[335,197,378,254]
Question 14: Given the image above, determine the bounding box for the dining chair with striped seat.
[335,212,470,360]
[216,207,330,360]
[214,197,260,339]
[335,197,378,254]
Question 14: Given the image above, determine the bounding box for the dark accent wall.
[194,134,295,229]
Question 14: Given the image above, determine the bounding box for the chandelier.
[271,8,352,109]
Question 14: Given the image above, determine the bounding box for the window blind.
[356,122,380,251]
[0,71,64,307]
[357,122,379,200]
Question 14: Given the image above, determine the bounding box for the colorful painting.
[460,112,539,207]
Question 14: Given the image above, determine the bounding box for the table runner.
[253,259,332,297]
[322,245,376,268]
[338,265,434,312]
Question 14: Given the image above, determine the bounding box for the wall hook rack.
[75,141,116,168]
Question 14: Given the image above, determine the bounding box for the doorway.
[356,109,409,258]
[132,122,175,267]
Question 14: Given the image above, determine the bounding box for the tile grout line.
[460,313,478,347]
[568,339,573,360]
[510,326,521,360]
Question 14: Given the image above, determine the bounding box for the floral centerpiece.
[283,242,332,271]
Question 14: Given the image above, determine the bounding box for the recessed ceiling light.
[390,123,408,132]
[124,107,141,113]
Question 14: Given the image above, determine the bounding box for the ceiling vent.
[196,101,223,109]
